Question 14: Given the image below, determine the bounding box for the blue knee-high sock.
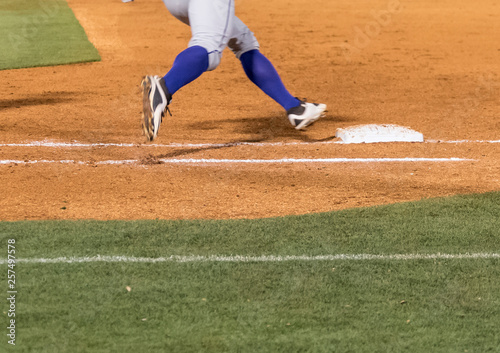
[163,46,209,95]
[240,50,300,111]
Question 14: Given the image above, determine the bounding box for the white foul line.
[0,158,474,166]
[1,253,499,265]
[157,158,473,164]
[0,159,137,165]
[0,141,336,148]
[0,140,499,148]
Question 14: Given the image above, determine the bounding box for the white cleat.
[287,100,327,130]
[141,75,172,141]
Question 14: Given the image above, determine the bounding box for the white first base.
[335,124,424,144]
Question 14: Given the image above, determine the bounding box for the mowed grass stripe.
[3,259,500,352]
[0,0,100,70]
[1,192,498,258]
[2,253,500,265]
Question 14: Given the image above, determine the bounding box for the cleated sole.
[141,76,154,141]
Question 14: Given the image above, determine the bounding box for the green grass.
[1,192,499,352]
[0,0,100,70]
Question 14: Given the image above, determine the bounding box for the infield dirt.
[0,0,499,220]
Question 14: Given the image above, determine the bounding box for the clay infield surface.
[0,0,498,220]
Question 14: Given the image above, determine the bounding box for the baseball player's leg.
[162,46,209,95]
[228,18,299,110]
[142,0,195,141]
[157,0,204,97]
[187,0,234,71]
[143,0,235,140]
[240,50,301,111]
[245,49,328,130]
[162,0,235,95]
[229,17,326,130]
[161,0,189,25]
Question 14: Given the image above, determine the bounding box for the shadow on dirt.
[187,113,354,141]
[141,145,230,162]
[0,92,76,111]
[140,113,354,162]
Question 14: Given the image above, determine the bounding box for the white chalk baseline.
[0,158,475,165]
[0,139,499,149]
[1,253,499,265]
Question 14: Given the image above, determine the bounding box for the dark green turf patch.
[2,260,500,352]
[0,0,100,70]
[1,191,499,258]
